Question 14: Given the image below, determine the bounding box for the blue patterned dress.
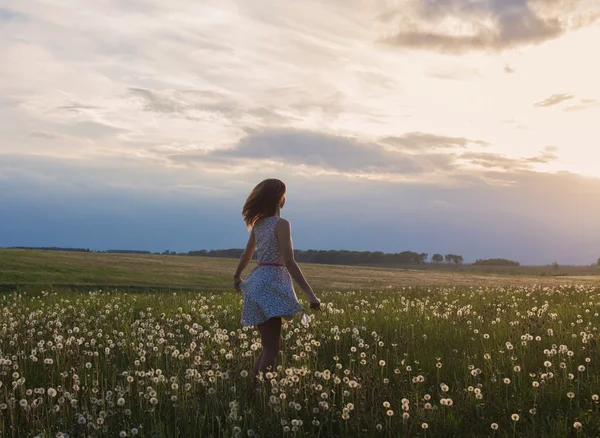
[240,216,305,327]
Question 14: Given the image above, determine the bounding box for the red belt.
[258,262,285,267]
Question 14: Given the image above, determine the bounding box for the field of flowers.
[1,284,600,437]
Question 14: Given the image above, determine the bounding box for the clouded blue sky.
[1,0,599,265]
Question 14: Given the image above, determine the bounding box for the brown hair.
[242,178,286,229]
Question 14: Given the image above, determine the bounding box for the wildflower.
[491,423,499,430]
[511,414,519,421]
[574,422,583,430]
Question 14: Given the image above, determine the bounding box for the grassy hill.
[1,248,598,292]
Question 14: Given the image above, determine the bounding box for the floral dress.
[240,216,305,327]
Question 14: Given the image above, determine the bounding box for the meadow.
[1,250,600,437]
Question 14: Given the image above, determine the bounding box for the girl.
[233,178,321,394]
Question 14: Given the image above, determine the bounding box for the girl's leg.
[246,351,263,400]
[252,351,263,379]
[257,317,282,376]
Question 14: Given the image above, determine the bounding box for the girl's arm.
[233,230,256,291]
[275,219,320,309]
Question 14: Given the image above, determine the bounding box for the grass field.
[1,249,599,292]
[1,250,600,437]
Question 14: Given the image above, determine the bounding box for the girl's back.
[253,216,285,265]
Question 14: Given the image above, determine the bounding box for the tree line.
[5,246,600,268]
[473,258,520,266]
[186,249,465,266]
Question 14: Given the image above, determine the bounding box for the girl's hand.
[233,276,242,292]
[310,300,321,311]
[308,295,321,311]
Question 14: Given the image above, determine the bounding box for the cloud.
[460,149,558,170]
[381,132,489,150]
[535,93,574,107]
[170,130,453,175]
[565,99,600,112]
[0,8,22,21]
[379,0,600,53]
[165,129,557,184]
[129,88,239,115]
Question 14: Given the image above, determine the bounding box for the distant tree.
[444,254,463,264]
[418,253,428,264]
[597,257,600,267]
[474,258,520,266]
[552,261,560,271]
[432,254,444,264]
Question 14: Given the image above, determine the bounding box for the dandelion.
[567,392,575,399]
[386,410,394,417]
[512,414,520,421]
[422,423,428,429]
[574,422,583,430]
[491,423,499,430]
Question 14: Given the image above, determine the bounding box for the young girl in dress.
[233,178,321,393]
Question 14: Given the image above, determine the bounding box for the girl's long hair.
[242,178,286,229]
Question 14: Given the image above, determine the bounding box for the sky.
[1,0,600,265]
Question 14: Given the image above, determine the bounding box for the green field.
[1,250,600,437]
[1,249,599,292]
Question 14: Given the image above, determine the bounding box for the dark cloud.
[461,149,558,170]
[535,93,574,107]
[379,0,598,53]
[197,130,459,175]
[167,130,558,180]
[381,132,489,150]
